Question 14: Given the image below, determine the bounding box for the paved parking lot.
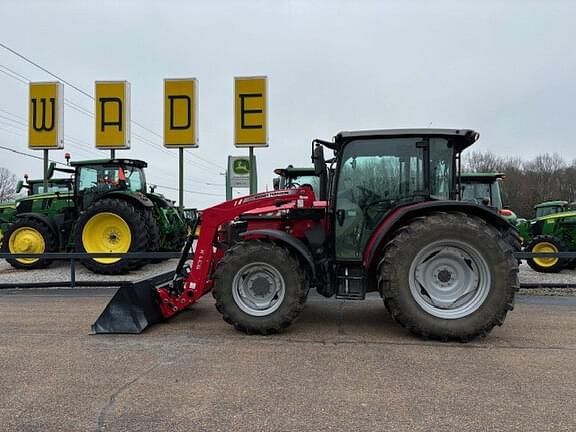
[1,286,575,432]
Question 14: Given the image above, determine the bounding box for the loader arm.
[159,188,315,316]
[92,188,315,333]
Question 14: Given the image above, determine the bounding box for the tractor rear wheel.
[378,212,518,342]
[525,235,566,273]
[75,199,149,275]
[2,218,56,269]
[139,208,162,263]
[212,241,309,334]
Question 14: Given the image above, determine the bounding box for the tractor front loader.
[94,129,520,341]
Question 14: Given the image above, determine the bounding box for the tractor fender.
[240,228,316,279]
[15,212,59,239]
[97,191,154,209]
[363,200,516,269]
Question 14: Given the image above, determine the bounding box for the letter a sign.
[28,82,64,149]
[164,78,198,148]
[234,76,268,147]
[95,81,131,149]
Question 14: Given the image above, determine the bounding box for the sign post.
[234,76,267,194]
[95,81,131,158]
[164,78,198,209]
[28,82,64,190]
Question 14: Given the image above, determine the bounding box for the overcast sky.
[0,0,575,208]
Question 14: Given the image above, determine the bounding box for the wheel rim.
[82,212,131,264]
[408,240,491,319]
[232,262,286,316]
[532,242,559,267]
[8,226,45,264]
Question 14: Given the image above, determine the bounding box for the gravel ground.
[1,258,575,295]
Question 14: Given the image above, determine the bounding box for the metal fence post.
[70,258,76,289]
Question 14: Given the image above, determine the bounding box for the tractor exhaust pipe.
[91,271,174,334]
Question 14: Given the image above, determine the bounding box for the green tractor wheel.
[525,235,567,273]
[2,218,56,269]
[75,199,149,275]
[139,208,162,263]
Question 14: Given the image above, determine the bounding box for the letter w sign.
[28,82,64,149]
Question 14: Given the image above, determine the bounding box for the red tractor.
[94,129,519,341]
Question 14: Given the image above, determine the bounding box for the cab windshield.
[78,165,145,194]
[461,181,503,209]
[287,174,320,197]
[334,137,454,260]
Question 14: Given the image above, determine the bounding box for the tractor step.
[91,270,174,334]
[335,266,366,300]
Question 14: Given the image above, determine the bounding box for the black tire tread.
[377,211,519,342]
[212,240,308,335]
[139,208,162,263]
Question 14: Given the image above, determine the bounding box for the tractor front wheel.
[378,212,518,342]
[2,218,56,269]
[213,241,309,334]
[75,199,149,275]
[525,235,566,273]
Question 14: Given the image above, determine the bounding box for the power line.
[0,144,67,165]
[0,65,28,84]
[0,43,226,171]
[0,42,92,99]
[0,107,226,191]
[0,63,29,82]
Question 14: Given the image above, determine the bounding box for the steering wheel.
[287,182,301,189]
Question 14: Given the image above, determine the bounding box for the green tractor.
[532,200,573,218]
[460,172,518,224]
[273,166,323,198]
[0,175,75,243]
[0,201,17,245]
[1,158,188,274]
[517,201,576,273]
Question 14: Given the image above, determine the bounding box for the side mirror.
[313,144,325,176]
[16,180,23,193]
[273,177,280,190]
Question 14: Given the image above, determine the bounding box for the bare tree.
[0,167,18,202]
[462,151,576,218]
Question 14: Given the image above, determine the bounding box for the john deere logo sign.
[233,158,250,175]
[228,156,253,188]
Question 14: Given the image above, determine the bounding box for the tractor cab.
[534,201,571,218]
[273,166,321,198]
[460,172,517,223]
[71,159,148,210]
[460,172,504,209]
[313,129,476,261]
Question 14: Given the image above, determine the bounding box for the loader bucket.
[91,271,174,334]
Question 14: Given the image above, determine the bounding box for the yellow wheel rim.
[8,226,45,264]
[82,212,132,264]
[532,242,559,268]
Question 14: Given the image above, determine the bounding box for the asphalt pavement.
[1,288,575,432]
